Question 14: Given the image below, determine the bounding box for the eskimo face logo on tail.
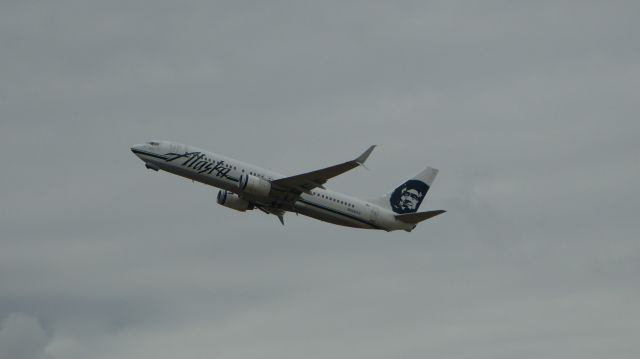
[390,180,429,214]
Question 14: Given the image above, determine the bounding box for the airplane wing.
[271,145,376,195]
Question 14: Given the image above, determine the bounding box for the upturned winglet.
[355,145,376,167]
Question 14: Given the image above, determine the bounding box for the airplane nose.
[130,144,146,158]
[131,144,144,152]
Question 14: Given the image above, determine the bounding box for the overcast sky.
[1,1,639,358]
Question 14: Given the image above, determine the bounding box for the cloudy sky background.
[1,1,639,358]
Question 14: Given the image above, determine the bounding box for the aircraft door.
[368,205,379,224]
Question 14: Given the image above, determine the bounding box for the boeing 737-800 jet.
[131,141,445,232]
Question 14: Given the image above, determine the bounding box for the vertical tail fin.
[369,167,438,214]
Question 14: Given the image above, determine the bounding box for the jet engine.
[238,174,271,197]
[217,190,252,212]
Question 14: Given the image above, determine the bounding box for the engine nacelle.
[238,174,271,197]
[217,190,251,212]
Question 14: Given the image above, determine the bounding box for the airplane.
[130,141,445,232]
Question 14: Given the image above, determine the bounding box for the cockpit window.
[147,141,160,146]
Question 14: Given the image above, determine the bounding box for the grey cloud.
[0,313,52,359]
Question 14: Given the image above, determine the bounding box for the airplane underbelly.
[295,201,373,229]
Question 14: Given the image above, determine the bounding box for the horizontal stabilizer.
[395,210,446,224]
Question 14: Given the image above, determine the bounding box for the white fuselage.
[131,141,415,231]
